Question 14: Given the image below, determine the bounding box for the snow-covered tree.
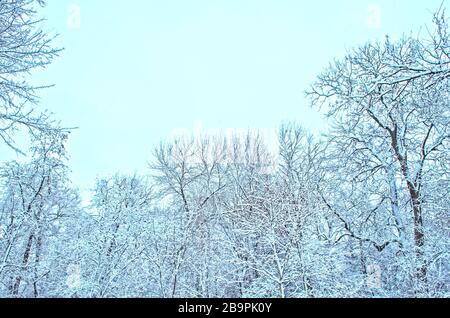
[307,9,449,295]
[0,0,64,154]
[0,133,80,297]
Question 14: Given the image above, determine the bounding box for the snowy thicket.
[0,1,448,298]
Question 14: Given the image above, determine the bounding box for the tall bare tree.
[307,9,449,292]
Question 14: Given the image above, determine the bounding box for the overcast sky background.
[4,0,445,197]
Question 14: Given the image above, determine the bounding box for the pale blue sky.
[8,0,447,194]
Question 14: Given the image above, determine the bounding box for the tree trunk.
[12,233,34,296]
[390,128,427,288]
[408,184,427,287]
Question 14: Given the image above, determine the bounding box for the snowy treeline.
[0,1,448,298]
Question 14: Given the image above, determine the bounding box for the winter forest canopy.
[0,0,449,298]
